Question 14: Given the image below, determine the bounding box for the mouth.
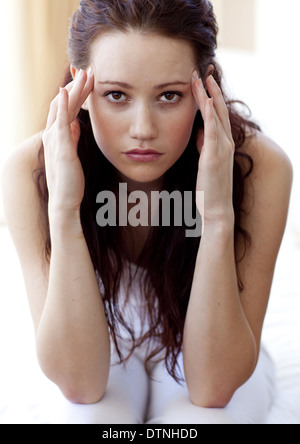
[124,149,163,162]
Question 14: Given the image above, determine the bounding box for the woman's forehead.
[90,31,196,87]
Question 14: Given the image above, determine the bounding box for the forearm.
[183,220,257,407]
[37,210,110,403]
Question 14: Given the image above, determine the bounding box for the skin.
[1,31,293,407]
[85,32,198,189]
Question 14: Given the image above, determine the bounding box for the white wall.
[0,3,21,223]
[215,0,300,238]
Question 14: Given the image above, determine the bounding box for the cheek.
[165,109,197,152]
[88,105,122,154]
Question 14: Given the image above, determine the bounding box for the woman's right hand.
[42,69,94,219]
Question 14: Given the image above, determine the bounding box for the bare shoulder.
[2,132,43,178]
[2,133,49,331]
[245,131,293,185]
[239,130,293,266]
[2,132,44,227]
[234,132,293,349]
[1,132,48,328]
[1,132,45,259]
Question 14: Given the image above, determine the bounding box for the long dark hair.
[35,0,260,382]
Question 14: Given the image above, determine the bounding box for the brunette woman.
[2,0,292,424]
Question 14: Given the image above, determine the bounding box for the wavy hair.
[34,0,260,381]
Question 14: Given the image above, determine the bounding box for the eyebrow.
[97,80,189,89]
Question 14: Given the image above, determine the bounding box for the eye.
[159,92,183,104]
[104,91,128,103]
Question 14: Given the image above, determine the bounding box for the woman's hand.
[192,73,235,226]
[42,69,94,218]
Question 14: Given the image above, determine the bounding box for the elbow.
[191,395,233,409]
[189,385,236,409]
[37,356,108,405]
[60,385,106,405]
[36,343,109,405]
[51,371,109,405]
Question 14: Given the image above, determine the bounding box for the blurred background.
[0,0,300,424]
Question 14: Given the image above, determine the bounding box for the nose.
[129,103,158,141]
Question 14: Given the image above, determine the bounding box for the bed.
[0,223,300,424]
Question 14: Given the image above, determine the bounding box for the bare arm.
[183,74,293,407]
[37,210,110,404]
[184,221,256,408]
[2,70,110,404]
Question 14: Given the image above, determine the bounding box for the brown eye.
[105,91,127,103]
[164,93,176,101]
[111,92,123,101]
[159,92,182,104]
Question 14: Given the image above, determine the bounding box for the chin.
[117,168,166,187]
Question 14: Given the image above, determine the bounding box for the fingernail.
[87,67,93,78]
[192,71,200,82]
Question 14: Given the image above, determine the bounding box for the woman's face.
[85,31,198,187]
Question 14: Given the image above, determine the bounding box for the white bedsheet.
[262,228,300,424]
[0,224,300,424]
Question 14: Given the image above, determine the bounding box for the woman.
[2,0,292,424]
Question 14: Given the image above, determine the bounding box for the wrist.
[198,215,235,262]
[202,211,235,238]
[49,206,84,242]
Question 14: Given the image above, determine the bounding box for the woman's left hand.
[192,73,235,226]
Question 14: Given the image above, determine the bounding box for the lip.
[124,149,163,162]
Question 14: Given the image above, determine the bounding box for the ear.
[70,65,89,111]
[70,65,77,80]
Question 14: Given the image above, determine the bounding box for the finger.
[204,98,218,146]
[57,87,70,130]
[68,69,94,122]
[46,96,59,130]
[192,75,209,119]
[193,77,221,147]
[73,69,94,118]
[206,76,232,141]
[192,76,219,152]
[65,80,75,93]
[82,69,94,99]
[67,70,87,118]
[45,80,75,130]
